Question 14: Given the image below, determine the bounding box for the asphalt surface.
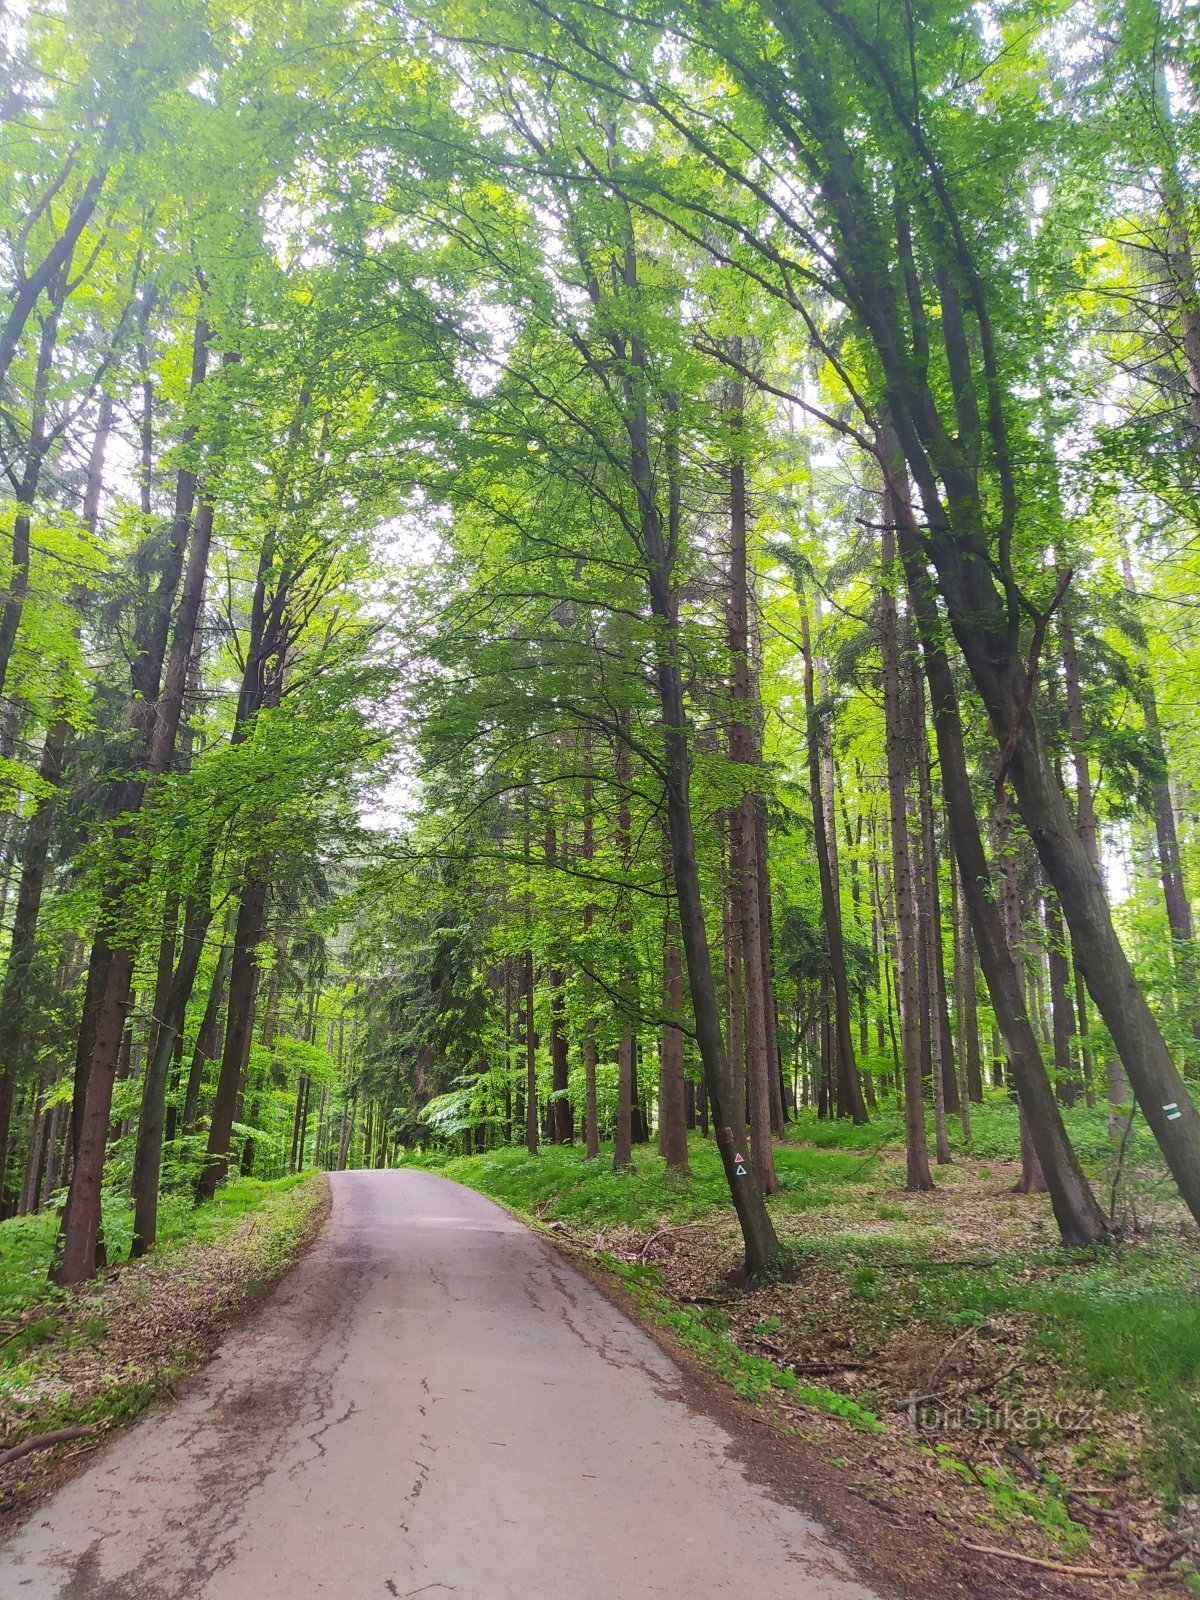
[0,1169,881,1599]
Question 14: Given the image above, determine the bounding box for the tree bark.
[890,466,1107,1243]
[58,320,212,1284]
[613,738,634,1171]
[660,909,690,1173]
[131,886,213,1252]
[877,504,933,1189]
[196,872,267,1201]
[726,392,778,1189]
[799,589,868,1123]
[581,773,600,1160]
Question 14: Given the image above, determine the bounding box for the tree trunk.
[725,380,779,1188]
[523,947,538,1157]
[878,507,933,1189]
[890,468,1108,1243]
[544,819,572,1142]
[581,775,600,1160]
[195,872,267,1202]
[956,872,984,1103]
[1044,889,1077,1107]
[613,741,635,1172]
[604,185,779,1272]
[660,910,690,1173]
[131,887,214,1253]
[798,589,868,1123]
[58,321,214,1284]
[640,498,780,1269]
[756,801,788,1127]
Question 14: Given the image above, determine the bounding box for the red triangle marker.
[734,1153,745,1165]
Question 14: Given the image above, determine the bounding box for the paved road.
[0,1170,881,1599]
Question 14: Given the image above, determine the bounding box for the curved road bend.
[0,1169,882,1600]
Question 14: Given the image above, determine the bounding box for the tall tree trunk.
[613,739,634,1172]
[756,801,788,1127]
[890,465,1108,1243]
[725,377,779,1189]
[581,772,600,1160]
[544,817,572,1144]
[58,320,214,1284]
[1059,600,1102,1100]
[1044,889,1077,1108]
[956,872,984,1103]
[798,589,868,1123]
[878,506,933,1189]
[131,886,214,1253]
[994,803,1047,1195]
[722,841,745,1133]
[195,872,267,1202]
[916,708,952,1165]
[182,917,235,1134]
[660,904,690,1173]
[606,181,779,1271]
[523,947,538,1157]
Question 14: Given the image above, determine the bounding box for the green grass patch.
[414,1136,870,1230]
[0,1172,318,1324]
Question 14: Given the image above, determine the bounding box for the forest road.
[0,1169,884,1600]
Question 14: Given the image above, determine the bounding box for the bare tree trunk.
[131,885,213,1252]
[917,717,952,1166]
[544,818,572,1143]
[577,761,600,1158]
[1044,888,1077,1107]
[878,506,933,1189]
[722,844,745,1134]
[604,178,779,1271]
[798,587,868,1123]
[613,739,634,1171]
[195,872,267,1201]
[890,445,1107,1242]
[756,801,787,1128]
[660,907,690,1173]
[725,361,777,1187]
[956,870,984,1103]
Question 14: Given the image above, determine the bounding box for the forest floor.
[417,1099,1200,1599]
[0,1170,329,1530]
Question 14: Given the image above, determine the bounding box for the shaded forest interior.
[0,4,1199,1560]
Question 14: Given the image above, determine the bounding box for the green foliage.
[933,1447,1090,1557]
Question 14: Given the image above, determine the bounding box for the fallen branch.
[953,1538,1133,1580]
[637,1219,708,1261]
[0,1424,102,1469]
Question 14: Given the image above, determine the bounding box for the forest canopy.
[0,0,1198,1285]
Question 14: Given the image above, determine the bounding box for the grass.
[413,1135,874,1230]
[0,1173,316,1321]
